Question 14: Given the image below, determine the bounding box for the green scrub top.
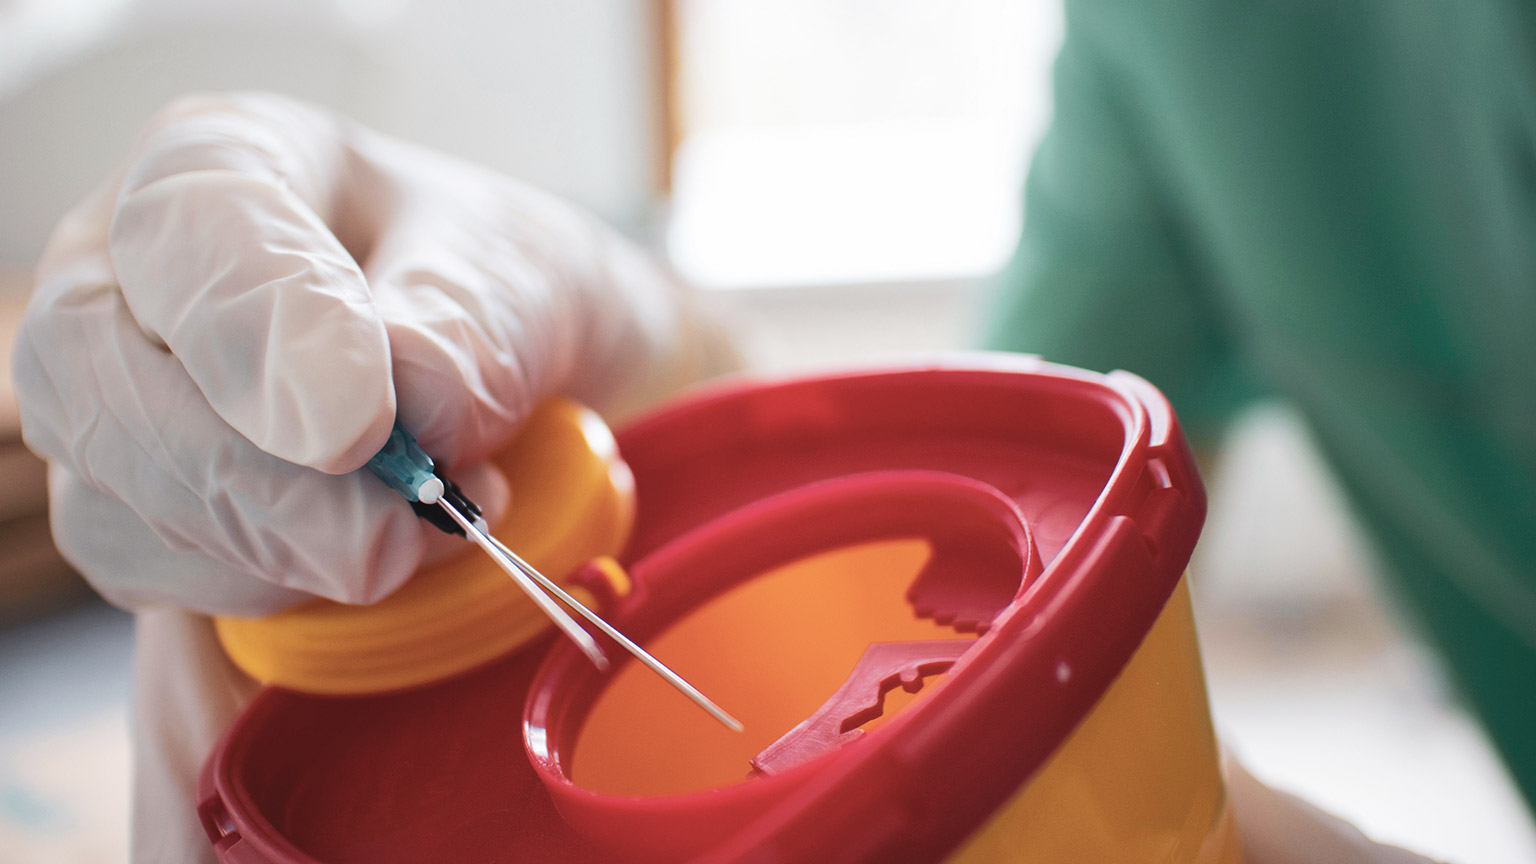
[986,0,1536,811]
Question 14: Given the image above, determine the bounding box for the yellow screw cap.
[214,399,636,695]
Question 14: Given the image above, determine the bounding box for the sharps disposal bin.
[199,357,1240,863]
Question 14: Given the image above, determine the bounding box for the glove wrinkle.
[111,171,395,474]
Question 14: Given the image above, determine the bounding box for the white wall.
[0,0,661,268]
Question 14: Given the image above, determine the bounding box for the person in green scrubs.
[987,0,1536,820]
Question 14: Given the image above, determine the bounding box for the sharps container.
[198,357,1240,864]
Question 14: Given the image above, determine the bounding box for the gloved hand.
[1225,751,1447,864]
[13,91,737,618]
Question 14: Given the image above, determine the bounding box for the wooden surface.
[0,269,86,622]
[0,272,30,441]
[0,443,47,523]
[654,0,681,196]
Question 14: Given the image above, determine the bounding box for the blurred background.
[1,1,1533,862]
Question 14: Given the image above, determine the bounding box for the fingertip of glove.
[290,386,398,475]
[245,313,399,475]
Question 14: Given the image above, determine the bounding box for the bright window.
[664,0,1063,289]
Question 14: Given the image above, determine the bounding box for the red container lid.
[523,469,1044,863]
[198,356,1205,864]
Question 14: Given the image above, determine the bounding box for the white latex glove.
[13,92,738,864]
[13,91,736,618]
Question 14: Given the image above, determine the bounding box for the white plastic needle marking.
[436,500,610,671]
[483,533,745,734]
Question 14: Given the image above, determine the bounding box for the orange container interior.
[570,538,977,797]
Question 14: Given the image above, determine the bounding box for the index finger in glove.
[12,260,426,608]
[107,93,394,473]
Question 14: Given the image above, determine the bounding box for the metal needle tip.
[481,534,745,733]
[435,499,741,732]
[436,500,610,671]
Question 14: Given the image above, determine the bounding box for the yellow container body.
[566,535,1236,862]
[946,576,1239,863]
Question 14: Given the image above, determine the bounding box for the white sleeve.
[130,609,260,864]
[1226,753,1448,864]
